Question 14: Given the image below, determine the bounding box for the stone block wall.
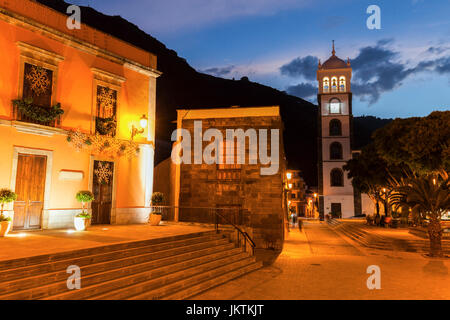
[179,115,286,249]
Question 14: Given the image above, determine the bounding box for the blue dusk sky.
[72,0,450,119]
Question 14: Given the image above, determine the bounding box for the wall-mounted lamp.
[131,114,148,140]
[286,172,292,180]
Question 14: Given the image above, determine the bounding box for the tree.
[390,171,450,257]
[373,111,450,174]
[343,143,403,216]
[373,111,450,257]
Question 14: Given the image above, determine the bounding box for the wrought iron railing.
[12,103,61,127]
[150,206,256,255]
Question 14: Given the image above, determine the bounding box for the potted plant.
[74,191,94,231]
[0,189,17,237]
[149,192,165,226]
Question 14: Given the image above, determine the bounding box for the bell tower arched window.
[330,168,344,187]
[329,98,341,114]
[323,77,329,93]
[331,77,338,92]
[330,142,343,160]
[329,119,342,136]
[339,76,346,92]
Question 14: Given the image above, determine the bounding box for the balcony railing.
[12,103,61,127]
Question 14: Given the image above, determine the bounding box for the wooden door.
[91,160,114,225]
[14,154,47,230]
[331,203,342,218]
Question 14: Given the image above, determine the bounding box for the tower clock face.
[330,101,340,114]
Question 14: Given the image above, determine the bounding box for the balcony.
[12,99,62,128]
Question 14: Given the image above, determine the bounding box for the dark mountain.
[35,0,388,187]
[353,116,393,150]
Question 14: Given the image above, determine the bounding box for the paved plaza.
[192,221,450,300]
[0,223,212,261]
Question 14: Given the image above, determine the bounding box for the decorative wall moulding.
[59,170,84,181]
[91,68,126,85]
[17,41,65,66]
[12,121,65,137]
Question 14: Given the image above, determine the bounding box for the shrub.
[151,192,165,206]
[76,191,95,203]
[0,189,17,215]
[76,190,94,214]
[75,213,92,219]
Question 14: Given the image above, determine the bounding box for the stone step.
[0,230,217,271]
[0,233,224,283]
[163,261,263,300]
[125,256,258,300]
[0,230,262,300]
[336,223,450,253]
[0,240,233,298]
[85,251,254,300]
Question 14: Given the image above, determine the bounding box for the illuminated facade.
[0,0,161,229]
[285,170,307,217]
[317,42,374,218]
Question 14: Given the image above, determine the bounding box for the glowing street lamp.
[131,114,148,140]
[286,172,292,180]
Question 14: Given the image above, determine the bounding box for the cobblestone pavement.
[192,221,450,300]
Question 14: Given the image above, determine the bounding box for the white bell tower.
[317,41,357,218]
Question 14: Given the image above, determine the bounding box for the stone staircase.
[328,219,450,254]
[0,231,262,300]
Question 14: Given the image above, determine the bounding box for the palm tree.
[389,171,450,257]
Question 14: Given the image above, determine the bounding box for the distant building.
[317,42,374,218]
[285,170,307,217]
[154,106,287,249]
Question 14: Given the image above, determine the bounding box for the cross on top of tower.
[332,40,335,56]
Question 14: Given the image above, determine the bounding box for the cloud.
[281,39,450,104]
[286,83,317,99]
[201,65,236,77]
[435,56,450,74]
[280,55,318,80]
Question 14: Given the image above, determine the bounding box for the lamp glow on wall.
[131,114,148,140]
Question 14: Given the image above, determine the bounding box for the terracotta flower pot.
[74,217,90,231]
[0,221,12,237]
[149,213,162,226]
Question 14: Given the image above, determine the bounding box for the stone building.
[155,106,287,249]
[285,170,307,217]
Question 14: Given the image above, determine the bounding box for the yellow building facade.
[0,0,161,230]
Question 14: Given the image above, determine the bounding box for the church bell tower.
[317,41,357,218]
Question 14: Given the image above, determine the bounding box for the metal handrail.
[212,209,256,256]
[149,205,256,256]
